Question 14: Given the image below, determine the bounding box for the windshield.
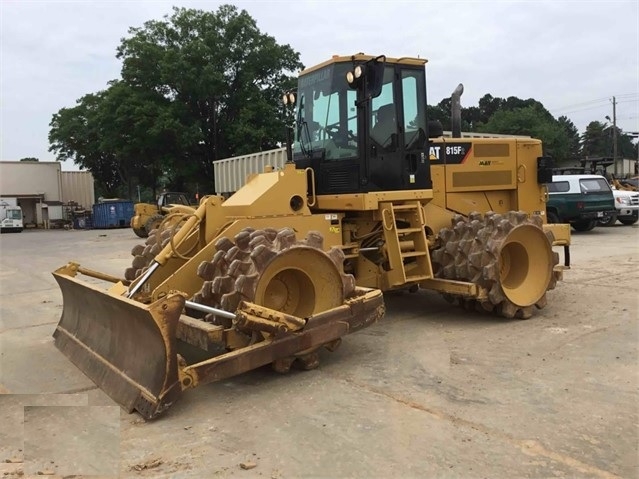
[6,209,21,220]
[294,63,358,161]
[163,193,189,206]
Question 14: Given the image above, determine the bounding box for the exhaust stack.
[451,84,464,138]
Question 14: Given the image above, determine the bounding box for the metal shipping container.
[61,171,95,210]
[214,147,287,194]
[92,201,134,229]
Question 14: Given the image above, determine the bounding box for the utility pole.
[612,96,618,176]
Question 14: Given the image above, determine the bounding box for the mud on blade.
[52,269,185,419]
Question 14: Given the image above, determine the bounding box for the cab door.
[365,65,430,192]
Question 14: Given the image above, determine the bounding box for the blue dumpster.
[92,201,134,229]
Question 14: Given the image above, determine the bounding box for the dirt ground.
[0,224,637,478]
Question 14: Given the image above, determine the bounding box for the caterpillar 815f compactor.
[52,53,570,419]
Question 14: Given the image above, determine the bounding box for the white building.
[0,161,95,227]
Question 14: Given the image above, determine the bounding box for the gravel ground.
[0,223,637,478]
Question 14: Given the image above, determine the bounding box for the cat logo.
[429,146,441,160]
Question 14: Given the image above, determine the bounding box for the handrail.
[305,167,317,207]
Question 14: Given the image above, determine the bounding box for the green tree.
[617,131,637,159]
[476,104,572,160]
[580,121,611,158]
[116,5,303,190]
[428,97,477,132]
[427,102,449,129]
[50,81,199,199]
[49,94,123,196]
[581,121,638,161]
[477,94,503,122]
[98,81,201,198]
[429,93,555,135]
[557,116,581,163]
[19,157,39,162]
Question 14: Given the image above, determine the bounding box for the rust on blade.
[52,269,186,419]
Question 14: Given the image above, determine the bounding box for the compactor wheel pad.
[132,226,148,238]
[145,214,164,236]
[192,227,356,369]
[431,211,559,319]
[125,225,172,281]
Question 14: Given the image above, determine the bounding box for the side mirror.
[537,156,554,184]
[366,59,385,99]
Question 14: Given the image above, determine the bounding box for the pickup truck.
[546,174,616,232]
[597,187,639,226]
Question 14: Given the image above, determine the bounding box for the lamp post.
[605,110,618,176]
[606,97,618,176]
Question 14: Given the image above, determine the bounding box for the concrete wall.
[0,161,95,226]
[0,161,62,201]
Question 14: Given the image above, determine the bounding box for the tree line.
[47,5,638,201]
[428,95,637,168]
[48,5,301,200]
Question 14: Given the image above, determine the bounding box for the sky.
[1,0,638,171]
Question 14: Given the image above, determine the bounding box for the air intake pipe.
[451,83,464,138]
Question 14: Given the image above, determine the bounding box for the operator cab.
[158,192,191,208]
[291,54,432,194]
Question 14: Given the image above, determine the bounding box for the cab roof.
[300,54,428,75]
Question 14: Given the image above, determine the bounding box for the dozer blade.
[52,269,186,419]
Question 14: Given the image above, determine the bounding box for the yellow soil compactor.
[52,54,570,419]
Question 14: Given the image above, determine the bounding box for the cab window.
[547,181,570,193]
[370,67,397,151]
[579,178,611,193]
[401,69,426,150]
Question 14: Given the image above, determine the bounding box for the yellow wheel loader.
[52,53,570,419]
[130,191,194,238]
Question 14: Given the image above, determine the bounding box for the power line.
[614,93,639,99]
[557,104,615,115]
[556,98,638,116]
[552,98,611,112]
[551,93,638,114]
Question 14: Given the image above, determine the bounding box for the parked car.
[597,186,639,226]
[546,174,616,232]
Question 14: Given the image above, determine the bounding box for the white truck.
[598,187,639,226]
[0,199,24,233]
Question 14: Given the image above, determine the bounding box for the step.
[401,251,428,258]
[397,227,423,234]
